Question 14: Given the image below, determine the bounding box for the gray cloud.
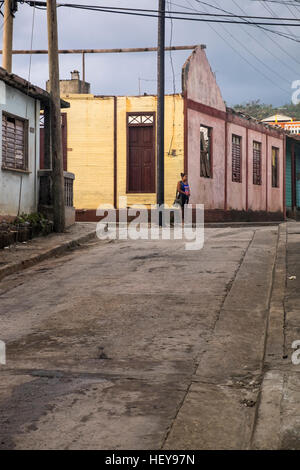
[4,0,300,106]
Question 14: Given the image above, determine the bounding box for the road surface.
[0,224,293,449]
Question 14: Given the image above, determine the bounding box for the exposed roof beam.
[0,45,204,55]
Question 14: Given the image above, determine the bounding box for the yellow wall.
[62,93,184,209]
[62,94,115,209]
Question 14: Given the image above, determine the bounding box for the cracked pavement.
[0,223,297,449]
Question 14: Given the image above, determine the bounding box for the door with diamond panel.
[127,113,155,193]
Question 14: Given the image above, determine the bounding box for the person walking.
[176,173,190,215]
[177,173,190,204]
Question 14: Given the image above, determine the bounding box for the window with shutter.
[200,125,212,178]
[232,135,242,183]
[253,141,262,185]
[272,147,279,188]
[2,113,28,171]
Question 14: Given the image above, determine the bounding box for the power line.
[22,1,300,26]
[10,0,297,100]
[259,0,299,38]
[27,4,35,83]
[228,0,299,77]
[184,0,300,74]
[192,0,300,41]
[139,76,181,82]
[49,3,300,21]
[252,1,300,5]
[167,0,177,156]
[187,0,290,96]
[247,0,300,67]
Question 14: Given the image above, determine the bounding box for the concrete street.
[0,223,299,449]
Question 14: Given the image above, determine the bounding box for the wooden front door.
[127,113,155,193]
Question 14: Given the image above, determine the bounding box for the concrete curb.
[204,221,283,228]
[251,223,287,449]
[0,230,96,283]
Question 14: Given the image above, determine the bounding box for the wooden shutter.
[272,147,279,188]
[2,114,27,171]
[232,135,241,183]
[253,141,261,185]
[200,126,212,178]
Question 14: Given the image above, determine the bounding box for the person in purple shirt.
[177,172,190,202]
[176,173,190,214]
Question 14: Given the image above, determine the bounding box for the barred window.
[2,113,28,171]
[232,135,242,183]
[272,147,279,188]
[200,125,212,178]
[253,141,262,185]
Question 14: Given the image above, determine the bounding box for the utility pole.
[47,0,65,232]
[2,0,17,73]
[157,0,165,225]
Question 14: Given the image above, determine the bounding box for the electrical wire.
[186,0,300,76]
[27,5,36,84]
[13,0,298,99]
[22,1,300,26]
[167,0,177,157]
[259,0,299,38]
[185,0,300,67]
[188,0,291,96]
[252,1,300,67]
[20,1,300,45]
[192,0,300,42]
[223,0,297,82]
[229,0,300,76]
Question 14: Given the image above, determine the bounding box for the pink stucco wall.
[188,109,225,209]
[266,135,284,213]
[226,123,247,211]
[183,46,226,112]
[248,130,267,212]
[184,46,284,216]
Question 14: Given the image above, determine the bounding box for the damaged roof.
[227,107,286,135]
[0,67,70,108]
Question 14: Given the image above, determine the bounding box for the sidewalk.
[252,221,300,449]
[0,222,97,282]
[164,224,280,449]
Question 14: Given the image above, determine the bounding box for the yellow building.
[61,92,184,217]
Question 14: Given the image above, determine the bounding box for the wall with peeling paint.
[60,95,115,210]
[184,46,284,217]
[0,82,40,218]
[62,94,184,209]
[62,46,284,220]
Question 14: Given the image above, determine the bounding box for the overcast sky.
[3,0,300,107]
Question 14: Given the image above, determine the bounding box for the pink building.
[183,47,285,222]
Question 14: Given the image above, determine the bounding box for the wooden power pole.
[157,0,165,223]
[47,0,65,232]
[2,0,16,73]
